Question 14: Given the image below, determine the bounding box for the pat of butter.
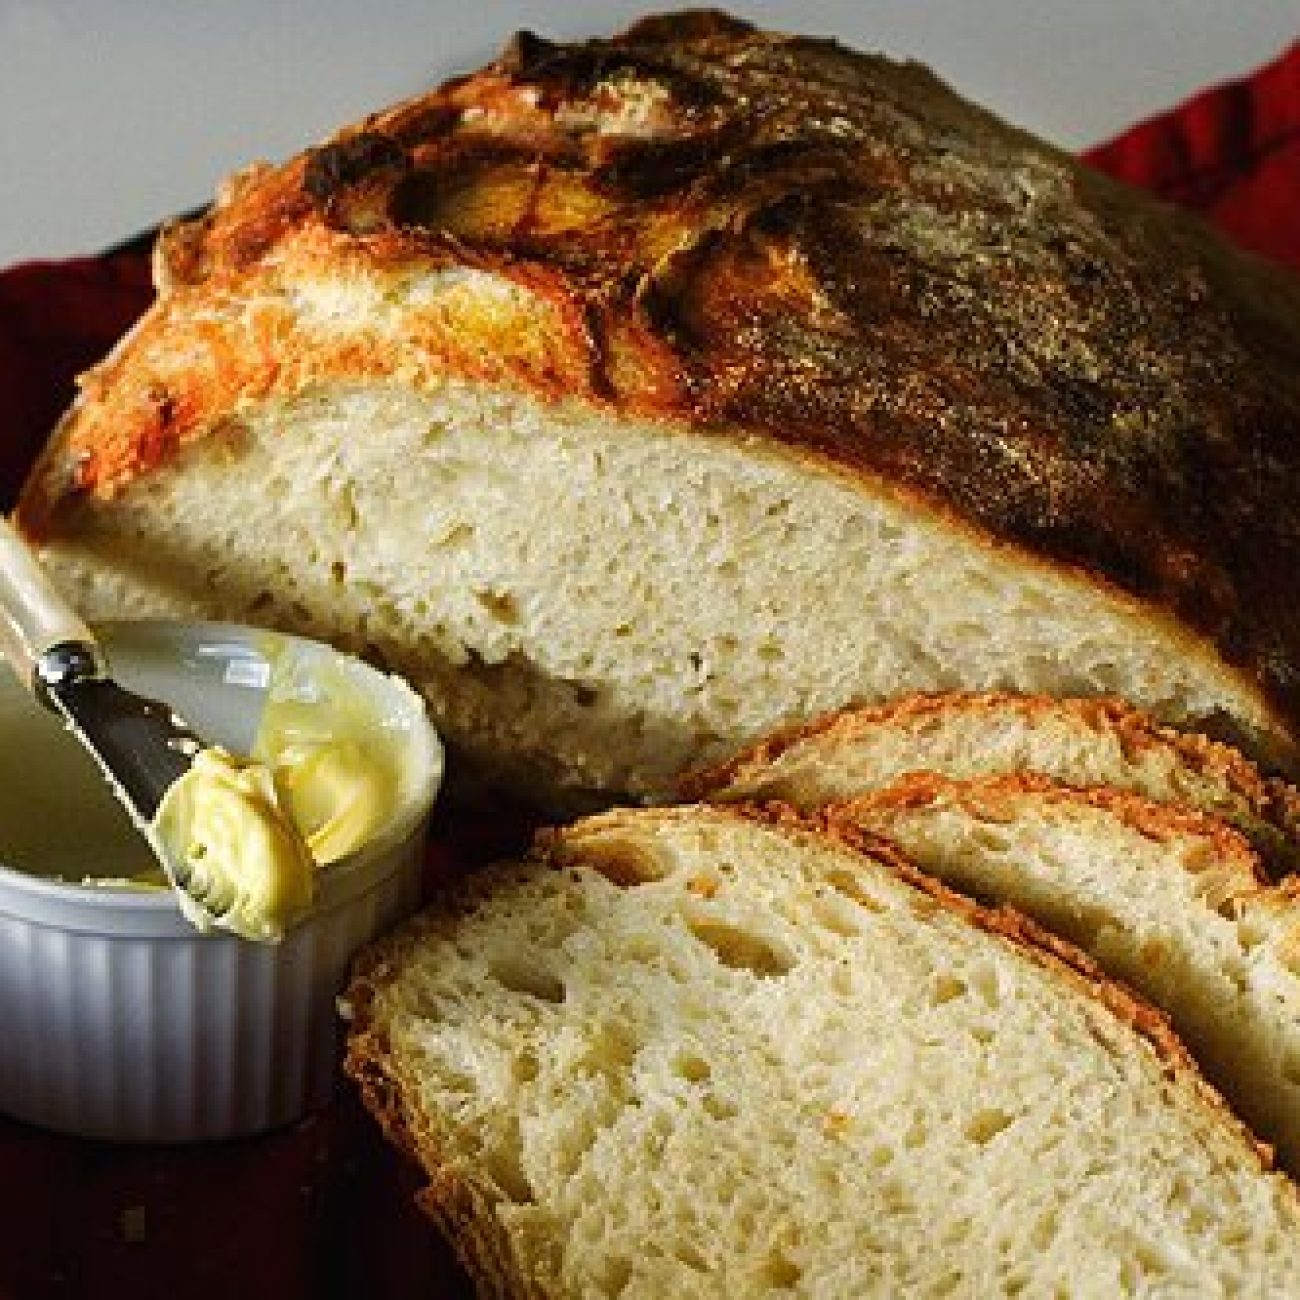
[151,748,315,942]
[270,738,389,865]
[147,648,403,942]
[251,654,399,868]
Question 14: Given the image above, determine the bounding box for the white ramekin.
[0,620,442,1142]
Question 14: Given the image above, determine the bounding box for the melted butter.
[151,748,316,942]
[145,651,403,942]
[251,653,400,867]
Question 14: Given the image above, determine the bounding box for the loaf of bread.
[688,690,1300,874]
[17,12,1300,803]
[344,804,1300,1296]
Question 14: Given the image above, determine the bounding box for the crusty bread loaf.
[344,804,1300,1297]
[818,773,1300,1175]
[687,691,1300,874]
[17,12,1300,803]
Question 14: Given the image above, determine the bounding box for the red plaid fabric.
[1,43,1298,1300]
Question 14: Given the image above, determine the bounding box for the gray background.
[1,1,1296,265]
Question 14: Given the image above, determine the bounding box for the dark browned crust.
[344,801,1293,1286]
[18,11,1300,748]
[682,690,1300,875]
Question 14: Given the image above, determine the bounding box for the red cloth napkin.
[1085,39,1300,266]
[0,252,151,508]
[1,43,1298,1300]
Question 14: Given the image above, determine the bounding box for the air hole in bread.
[698,1091,737,1123]
[685,916,794,977]
[1196,873,1244,922]
[336,481,360,531]
[760,1251,802,1289]
[1235,915,1269,952]
[823,868,885,913]
[930,973,967,1006]
[878,1178,915,1215]
[582,1020,638,1073]
[673,1052,712,1084]
[583,840,669,886]
[964,1108,1015,1145]
[968,962,1003,1008]
[821,1108,851,1137]
[675,1243,709,1273]
[931,1270,966,1298]
[473,588,520,625]
[902,1120,928,1150]
[595,1254,633,1296]
[1120,1239,1179,1283]
[807,891,863,937]
[488,957,566,1004]
[436,521,475,549]
[619,934,665,965]
[486,1145,535,1205]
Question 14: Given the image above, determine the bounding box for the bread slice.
[686,691,1300,875]
[19,14,1300,804]
[344,804,1300,1296]
[819,773,1300,1175]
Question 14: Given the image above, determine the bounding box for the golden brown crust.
[18,11,1300,741]
[682,691,1300,867]
[828,768,1271,883]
